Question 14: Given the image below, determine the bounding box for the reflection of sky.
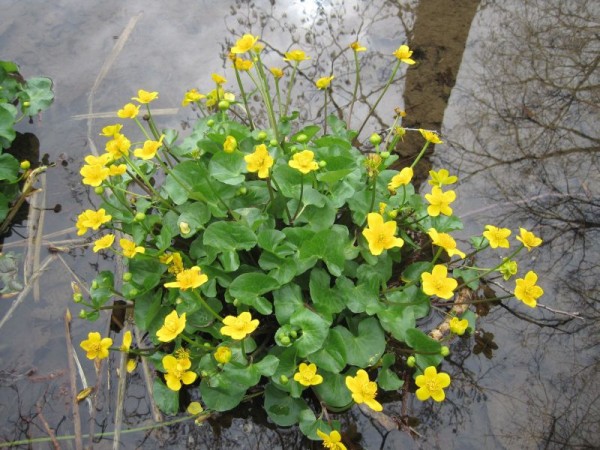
[1,0,598,448]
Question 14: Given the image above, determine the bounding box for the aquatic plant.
[75,35,543,446]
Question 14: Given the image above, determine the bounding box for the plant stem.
[347,50,361,128]
[234,67,255,129]
[193,290,223,322]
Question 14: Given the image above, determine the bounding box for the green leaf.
[309,268,345,319]
[385,285,431,320]
[378,353,404,391]
[254,354,280,377]
[153,379,179,415]
[89,271,114,308]
[229,272,280,303]
[273,283,305,324]
[299,409,341,441]
[133,290,164,330]
[21,77,54,114]
[307,328,347,373]
[313,371,353,408]
[453,267,480,289]
[200,377,247,411]
[290,307,331,358]
[264,383,308,427]
[401,261,432,284]
[129,257,166,292]
[272,164,303,199]
[377,305,415,342]
[208,150,245,185]
[0,153,19,182]
[299,229,346,277]
[405,328,443,369]
[326,114,357,141]
[0,192,8,223]
[178,201,211,235]
[0,103,17,148]
[203,221,257,252]
[333,317,385,367]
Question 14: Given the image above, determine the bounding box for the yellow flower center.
[426,378,442,392]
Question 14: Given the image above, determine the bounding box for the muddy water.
[0,0,598,449]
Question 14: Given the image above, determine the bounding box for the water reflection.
[0,0,598,448]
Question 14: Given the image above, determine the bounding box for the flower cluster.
[74,33,547,446]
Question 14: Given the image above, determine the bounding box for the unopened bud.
[218,100,230,111]
[369,133,382,146]
[129,288,139,297]
[23,101,30,107]
[280,375,289,384]
[388,210,398,219]
[73,293,83,303]
[20,160,30,170]
[78,310,87,319]
[380,151,390,159]
[289,330,298,339]
[257,131,268,141]
[179,222,191,235]
[406,356,416,367]
[91,281,99,289]
[440,346,450,357]
[296,134,307,143]
[207,119,215,127]
[123,272,133,282]
[318,160,327,168]
[134,212,146,222]
[280,335,291,346]
[94,186,104,195]
[269,139,278,147]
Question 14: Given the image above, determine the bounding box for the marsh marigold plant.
[75,33,548,444]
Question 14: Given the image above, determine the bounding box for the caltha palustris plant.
[75,33,544,447]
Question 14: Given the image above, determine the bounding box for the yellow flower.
[388,167,413,191]
[316,429,347,450]
[99,124,123,137]
[187,401,203,415]
[315,75,334,90]
[174,347,191,365]
[181,88,205,107]
[108,164,127,176]
[428,168,457,187]
[105,134,131,159]
[214,346,232,364]
[220,312,259,340]
[514,271,543,308]
[288,150,319,174]
[120,330,132,352]
[424,186,456,217]
[80,332,113,360]
[80,163,110,187]
[117,103,140,119]
[516,228,542,251]
[231,34,259,54]
[392,44,415,65]
[206,88,235,107]
[350,41,366,52]
[134,135,165,160]
[427,228,466,259]
[415,366,451,402]
[245,144,274,179]
[270,67,284,79]
[421,264,457,300]
[84,153,112,166]
[483,225,511,249]
[160,252,184,274]
[499,258,518,280]
[293,362,323,387]
[419,128,443,144]
[345,369,382,412]
[162,354,197,391]
[449,317,468,336]
[379,202,387,215]
[156,310,187,342]
[131,89,158,104]
[362,212,404,256]
[93,234,115,252]
[283,49,310,62]
[120,238,145,258]
[234,57,254,71]
[211,73,227,85]
[76,208,112,235]
[126,359,137,373]
[223,135,237,153]
[164,266,208,291]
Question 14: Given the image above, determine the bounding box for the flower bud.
[289,330,298,339]
[123,272,133,282]
[91,280,99,289]
[23,101,30,107]
[233,298,240,307]
[280,335,291,346]
[73,293,83,303]
[179,222,191,235]
[207,119,215,127]
[237,186,247,196]
[296,134,308,143]
[257,131,268,141]
[380,151,390,159]
[440,346,450,357]
[218,100,230,111]
[201,370,209,378]
[369,133,382,146]
[129,288,139,297]
[94,186,104,195]
[280,375,289,384]
[289,146,297,153]
[134,212,146,222]
[214,346,232,364]
[20,160,31,170]
[406,356,416,367]
[203,342,212,350]
[269,139,278,147]
[318,160,327,168]
[388,210,398,219]
[78,310,87,319]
